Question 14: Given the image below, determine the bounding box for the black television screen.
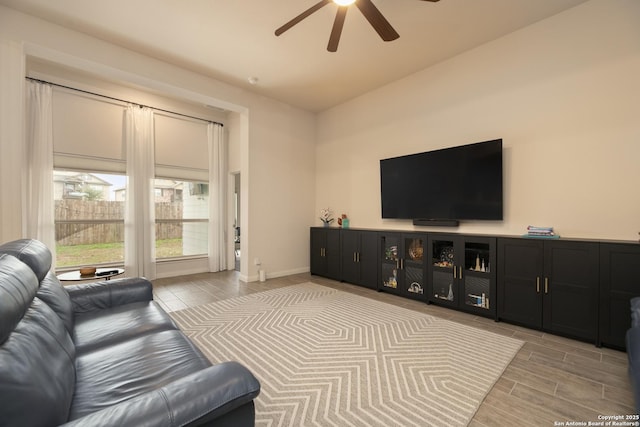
[380,139,503,221]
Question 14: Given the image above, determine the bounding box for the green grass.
[56,239,185,267]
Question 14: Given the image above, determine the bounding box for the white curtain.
[124,105,156,279]
[25,81,56,264]
[208,122,227,272]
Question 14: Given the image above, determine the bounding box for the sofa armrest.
[627,327,640,413]
[631,298,640,328]
[60,361,260,427]
[65,277,154,314]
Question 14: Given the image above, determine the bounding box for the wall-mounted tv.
[380,139,503,225]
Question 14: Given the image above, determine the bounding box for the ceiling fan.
[275,0,440,52]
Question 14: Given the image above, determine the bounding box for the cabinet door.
[430,234,495,316]
[461,237,496,316]
[379,233,402,295]
[600,243,640,349]
[310,228,326,276]
[341,230,360,284]
[341,230,378,289]
[543,241,599,342]
[402,234,426,300]
[325,229,341,281]
[359,231,379,289]
[497,238,544,329]
[428,235,458,306]
[310,228,341,280]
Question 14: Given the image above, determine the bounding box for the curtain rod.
[26,76,223,127]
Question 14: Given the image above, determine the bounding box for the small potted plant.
[319,208,334,227]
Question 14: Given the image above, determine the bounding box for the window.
[54,170,126,268]
[154,113,210,260]
[51,89,127,268]
[154,179,209,259]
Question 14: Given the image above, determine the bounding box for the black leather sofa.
[0,239,260,427]
[628,297,640,414]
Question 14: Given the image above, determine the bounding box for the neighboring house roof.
[154,179,183,190]
[53,171,111,187]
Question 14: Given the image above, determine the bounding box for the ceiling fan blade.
[355,0,399,42]
[327,7,348,52]
[275,0,332,36]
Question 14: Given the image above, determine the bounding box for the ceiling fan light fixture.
[276,0,440,51]
[333,0,356,6]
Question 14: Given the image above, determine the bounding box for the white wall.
[316,0,640,241]
[0,39,25,240]
[247,100,316,279]
[0,6,316,281]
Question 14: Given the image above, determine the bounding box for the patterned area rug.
[170,283,523,427]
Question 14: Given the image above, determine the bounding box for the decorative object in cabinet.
[408,238,423,261]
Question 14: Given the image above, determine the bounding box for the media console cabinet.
[310,227,640,350]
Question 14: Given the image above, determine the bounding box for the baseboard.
[158,265,310,283]
[246,267,310,283]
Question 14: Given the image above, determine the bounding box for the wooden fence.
[55,200,183,245]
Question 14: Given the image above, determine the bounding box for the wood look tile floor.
[152,271,637,426]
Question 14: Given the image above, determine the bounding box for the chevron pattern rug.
[170,283,523,426]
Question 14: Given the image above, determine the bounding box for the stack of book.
[526,225,558,238]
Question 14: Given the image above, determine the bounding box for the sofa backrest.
[0,239,74,333]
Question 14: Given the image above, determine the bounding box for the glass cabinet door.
[403,236,425,298]
[380,234,401,292]
[463,241,492,311]
[430,238,456,303]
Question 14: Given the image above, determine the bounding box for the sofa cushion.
[66,277,154,314]
[73,300,179,354]
[38,271,75,333]
[70,329,211,420]
[0,255,76,427]
[62,363,260,427]
[0,254,39,344]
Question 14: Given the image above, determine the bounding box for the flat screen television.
[380,139,503,224]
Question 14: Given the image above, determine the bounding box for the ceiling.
[0,0,589,112]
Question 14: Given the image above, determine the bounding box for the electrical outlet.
[254,258,261,266]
